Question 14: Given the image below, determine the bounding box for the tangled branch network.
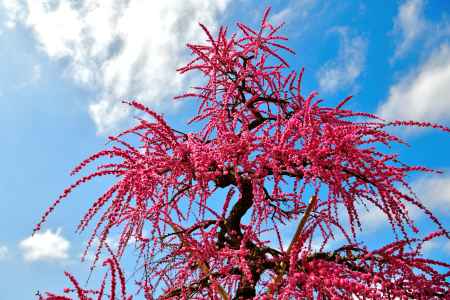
[37,8,449,300]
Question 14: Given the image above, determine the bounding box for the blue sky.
[0,0,449,299]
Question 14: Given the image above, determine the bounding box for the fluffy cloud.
[269,0,318,26]
[0,245,8,260]
[317,27,367,93]
[354,175,450,235]
[357,173,450,233]
[2,0,230,133]
[1,0,25,29]
[392,0,426,60]
[19,228,70,262]
[81,235,119,263]
[378,44,450,123]
[358,205,389,233]
[391,0,450,62]
[412,173,450,216]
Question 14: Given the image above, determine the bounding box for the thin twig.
[269,195,318,295]
[287,195,318,255]
[167,222,229,300]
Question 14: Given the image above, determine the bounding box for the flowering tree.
[37,9,449,300]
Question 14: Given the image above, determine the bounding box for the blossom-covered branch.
[37,8,449,300]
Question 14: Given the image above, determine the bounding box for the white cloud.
[81,235,119,263]
[412,173,450,215]
[356,173,450,233]
[3,0,230,133]
[31,64,41,82]
[420,239,440,255]
[317,27,367,93]
[392,0,426,60]
[1,0,25,29]
[269,0,317,26]
[14,64,42,89]
[420,236,450,256]
[358,205,389,233]
[391,0,450,62]
[19,228,70,262]
[378,44,450,123]
[0,245,8,260]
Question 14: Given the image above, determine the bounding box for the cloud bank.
[2,0,230,133]
[317,27,367,93]
[412,173,450,216]
[19,228,70,262]
[378,45,450,123]
[392,0,426,60]
[0,245,8,260]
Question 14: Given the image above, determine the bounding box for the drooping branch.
[37,8,450,300]
[269,196,318,295]
[286,196,318,255]
[166,222,229,300]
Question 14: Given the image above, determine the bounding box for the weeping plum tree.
[37,9,449,300]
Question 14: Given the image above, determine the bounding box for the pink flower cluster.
[39,252,131,300]
[37,8,449,300]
